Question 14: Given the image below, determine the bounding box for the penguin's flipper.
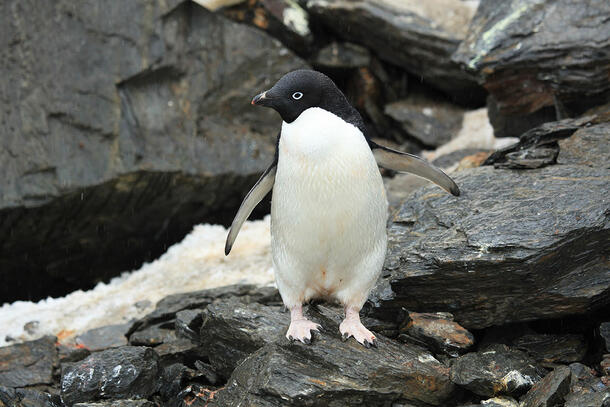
[225,163,277,255]
[371,142,460,196]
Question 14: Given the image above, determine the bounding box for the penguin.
[225,70,459,347]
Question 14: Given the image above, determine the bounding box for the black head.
[252,70,361,126]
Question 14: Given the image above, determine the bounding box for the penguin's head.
[252,70,349,123]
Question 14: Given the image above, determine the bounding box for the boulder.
[519,365,571,407]
[60,346,161,406]
[367,162,610,329]
[450,344,546,398]
[453,0,610,137]
[0,336,57,388]
[210,305,455,406]
[306,0,485,103]
[0,0,306,303]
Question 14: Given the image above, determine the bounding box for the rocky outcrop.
[453,0,610,137]
[0,0,306,302]
[368,161,610,329]
[306,0,485,103]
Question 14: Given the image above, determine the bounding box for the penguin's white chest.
[271,107,388,303]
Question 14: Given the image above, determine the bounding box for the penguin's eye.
[292,92,303,100]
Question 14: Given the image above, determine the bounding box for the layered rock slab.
[368,164,610,329]
[0,0,305,302]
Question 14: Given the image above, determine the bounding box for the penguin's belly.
[271,108,388,300]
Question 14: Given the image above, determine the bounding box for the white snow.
[0,217,274,347]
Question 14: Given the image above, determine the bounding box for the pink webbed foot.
[286,305,321,344]
[340,306,377,348]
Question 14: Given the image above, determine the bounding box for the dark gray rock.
[129,323,176,347]
[75,324,129,352]
[398,311,474,357]
[312,42,371,69]
[60,346,161,406]
[199,299,288,378]
[564,391,610,407]
[558,123,610,168]
[450,344,546,398]
[367,164,610,330]
[0,336,57,388]
[0,0,306,302]
[511,334,587,365]
[306,0,485,103]
[453,0,610,136]
[153,337,207,366]
[129,284,281,335]
[0,386,62,407]
[384,94,466,148]
[175,309,203,343]
[73,401,156,407]
[210,306,455,406]
[519,365,571,407]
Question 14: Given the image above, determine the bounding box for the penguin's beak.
[251,91,271,107]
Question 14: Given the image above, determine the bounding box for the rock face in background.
[0,0,305,302]
[453,0,610,137]
[306,0,486,104]
[368,162,610,329]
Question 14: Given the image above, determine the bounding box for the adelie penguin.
[225,70,459,347]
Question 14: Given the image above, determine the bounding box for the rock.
[485,95,559,139]
[75,324,130,352]
[129,284,281,335]
[384,93,466,148]
[0,0,306,303]
[312,42,371,69]
[129,323,176,347]
[458,397,519,407]
[568,363,607,394]
[210,306,455,406]
[221,0,314,54]
[0,336,57,388]
[601,355,610,376]
[453,0,610,136]
[60,346,161,406]
[199,299,288,378]
[306,0,485,103]
[73,401,156,407]
[153,337,207,366]
[558,124,610,168]
[367,163,610,330]
[483,114,605,169]
[511,334,587,365]
[0,386,62,407]
[174,385,221,407]
[564,391,610,407]
[175,309,204,343]
[398,311,474,357]
[519,365,571,407]
[450,344,546,398]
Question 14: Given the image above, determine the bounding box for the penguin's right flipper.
[370,142,460,196]
[225,163,277,255]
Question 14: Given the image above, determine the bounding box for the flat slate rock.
[75,324,129,352]
[367,164,610,330]
[0,386,62,407]
[60,346,160,406]
[0,0,306,302]
[450,344,546,398]
[0,335,57,388]
[511,334,586,365]
[306,0,484,102]
[209,305,455,406]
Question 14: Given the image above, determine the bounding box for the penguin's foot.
[286,319,321,344]
[340,306,377,348]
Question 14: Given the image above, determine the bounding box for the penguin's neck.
[279,107,368,161]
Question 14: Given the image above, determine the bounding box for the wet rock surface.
[450,344,546,398]
[453,0,610,136]
[368,163,610,329]
[0,0,306,302]
[60,346,161,406]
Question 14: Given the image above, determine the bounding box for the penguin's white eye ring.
[292,92,303,100]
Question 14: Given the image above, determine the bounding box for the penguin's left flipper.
[225,162,277,255]
[370,142,460,196]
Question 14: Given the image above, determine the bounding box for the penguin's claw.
[339,319,377,348]
[286,320,321,344]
